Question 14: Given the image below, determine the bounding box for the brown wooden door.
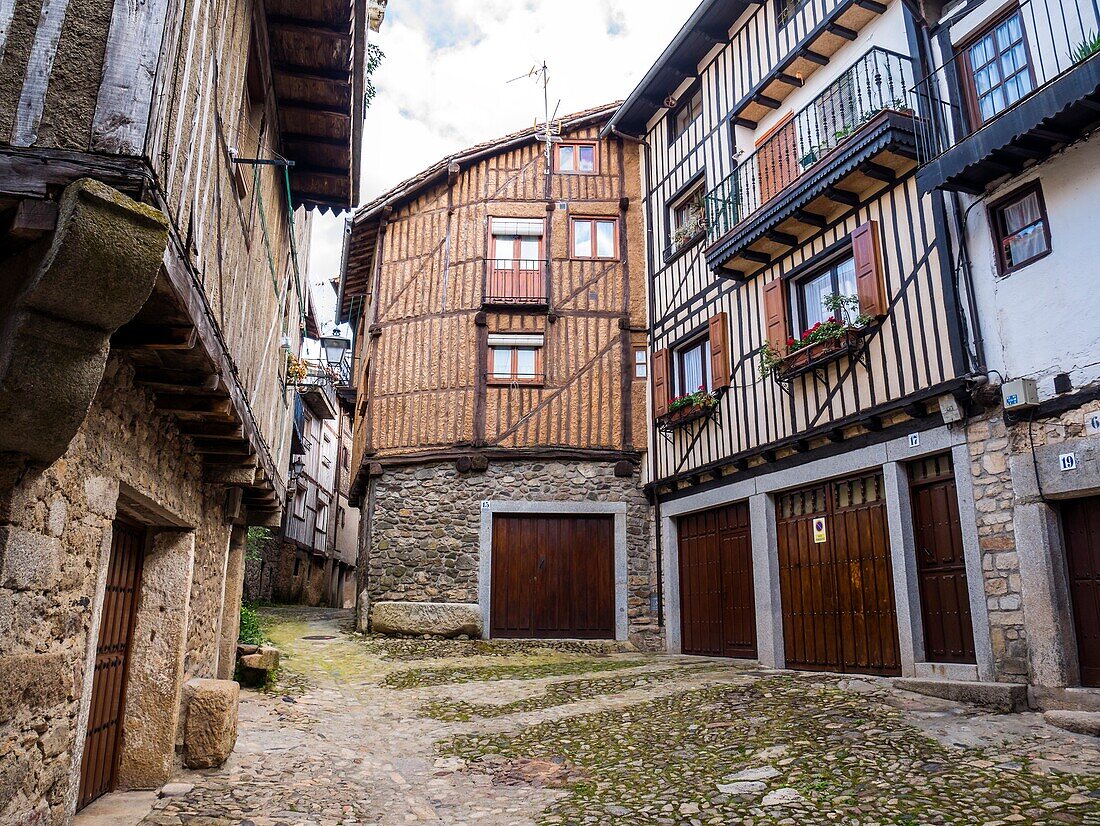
[757,114,799,204]
[491,514,614,640]
[777,473,901,676]
[1062,497,1100,686]
[678,503,757,658]
[78,520,145,810]
[909,455,976,664]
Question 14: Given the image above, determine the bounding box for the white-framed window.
[488,333,545,384]
[634,348,648,379]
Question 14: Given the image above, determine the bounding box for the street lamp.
[288,456,306,487]
[320,333,351,368]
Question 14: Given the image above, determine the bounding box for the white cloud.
[307,0,700,327]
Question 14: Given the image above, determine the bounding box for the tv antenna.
[509,61,561,175]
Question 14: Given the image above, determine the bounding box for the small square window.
[557,143,598,174]
[989,182,1050,275]
[668,180,707,256]
[775,0,810,28]
[671,88,703,141]
[572,218,618,259]
[488,335,544,384]
[634,349,648,379]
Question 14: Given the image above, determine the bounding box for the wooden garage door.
[491,514,615,639]
[777,472,901,676]
[909,454,976,664]
[1062,497,1100,686]
[678,503,757,658]
[78,520,145,810]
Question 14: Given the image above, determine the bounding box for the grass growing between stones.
[421,666,722,721]
[441,675,1100,825]
[354,635,641,663]
[383,657,653,690]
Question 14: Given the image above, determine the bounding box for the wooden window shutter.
[708,312,730,391]
[652,349,671,418]
[852,220,887,318]
[763,279,788,352]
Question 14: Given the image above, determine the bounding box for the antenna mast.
[509,61,561,176]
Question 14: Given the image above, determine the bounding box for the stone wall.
[362,459,660,648]
[966,410,1030,683]
[0,359,234,824]
[965,393,1100,687]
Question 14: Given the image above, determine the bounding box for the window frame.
[570,216,620,260]
[667,176,708,254]
[788,251,858,335]
[986,179,1052,276]
[669,85,703,143]
[774,0,811,28]
[634,348,648,380]
[957,6,1037,131]
[487,337,545,386]
[555,141,600,175]
[673,331,712,396]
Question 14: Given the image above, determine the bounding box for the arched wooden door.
[78,520,145,810]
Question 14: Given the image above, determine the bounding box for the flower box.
[776,328,865,379]
[659,403,715,429]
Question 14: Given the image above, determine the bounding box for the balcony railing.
[297,365,339,420]
[484,259,549,305]
[913,0,1100,165]
[705,48,915,245]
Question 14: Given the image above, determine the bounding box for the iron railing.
[297,365,339,417]
[705,48,915,244]
[484,259,549,305]
[912,0,1100,163]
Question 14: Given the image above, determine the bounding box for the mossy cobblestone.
[137,607,1100,825]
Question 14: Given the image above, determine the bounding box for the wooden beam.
[278,99,351,118]
[266,15,352,38]
[800,48,830,66]
[734,458,750,471]
[765,229,799,248]
[793,209,827,228]
[903,401,928,418]
[825,186,859,207]
[1030,126,1074,144]
[154,395,233,417]
[859,160,896,182]
[133,369,221,393]
[741,249,772,265]
[794,439,811,453]
[753,92,782,110]
[191,440,254,457]
[776,72,804,88]
[864,415,883,432]
[999,142,1047,160]
[176,422,245,440]
[272,62,351,84]
[827,427,845,443]
[826,22,858,40]
[7,198,58,240]
[732,116,758,129]
[112,324,197,350]
[856,0,888,12]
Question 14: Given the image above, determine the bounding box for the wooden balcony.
[483,260,550,308]
[914,0,1100,195]
[705,48,918,278]
[298,366,339,420]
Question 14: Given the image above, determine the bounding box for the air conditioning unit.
[1002,378,1039,411]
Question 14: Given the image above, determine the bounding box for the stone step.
[894,678,1028,712]
[1043,710,1100,738]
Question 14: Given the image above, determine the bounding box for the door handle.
[921,547,935,561]
[538,556,546,571]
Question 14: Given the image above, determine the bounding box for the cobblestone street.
[135,607,1100,825]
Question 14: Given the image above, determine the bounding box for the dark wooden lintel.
[113,325,198,350]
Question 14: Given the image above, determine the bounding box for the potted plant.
[672,192,709,252]
[663,386,720,424]
[758,293,873,380]
[285,352,309,383]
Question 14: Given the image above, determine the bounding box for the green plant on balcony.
[286,352,309,383]
[1072,30,1100,63]
[672,192,708,251]
[758,294,872,380]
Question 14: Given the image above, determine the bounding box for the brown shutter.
[763,279,789,352]
[652,348,671,418]
[708,312,730,390]
[852,220,887,318]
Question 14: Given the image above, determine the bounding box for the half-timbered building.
[0,0,372,818]
[915,0,1100,708]
[606,0,1020,685]
[339,105,658,645]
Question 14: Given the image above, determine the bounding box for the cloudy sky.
[306,0,700,326]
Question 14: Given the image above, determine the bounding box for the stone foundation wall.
[966,410,1029,683]
[362,460,660,648]
[0,359,234,824]
[966,393,1100,686]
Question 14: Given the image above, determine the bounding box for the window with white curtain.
[790,256,857,334]
[991,182,1050,274]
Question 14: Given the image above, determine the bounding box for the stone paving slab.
[137,607,1100,826]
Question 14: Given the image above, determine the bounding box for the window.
[668,180,707,254]
[293,557,302,577]
[676,335,711,395]
[962,9,1034,126]
[790,255,858,334]
[489,218,545,303]
[316,503,329,535]
[671,87,703,140]
[634,348,648,379]
[572,218,618,259]
[557,142,597,174]
[488,334,544,384]
[292,488,306,520]
[989,181,1050,274]
[775,0,810,27]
